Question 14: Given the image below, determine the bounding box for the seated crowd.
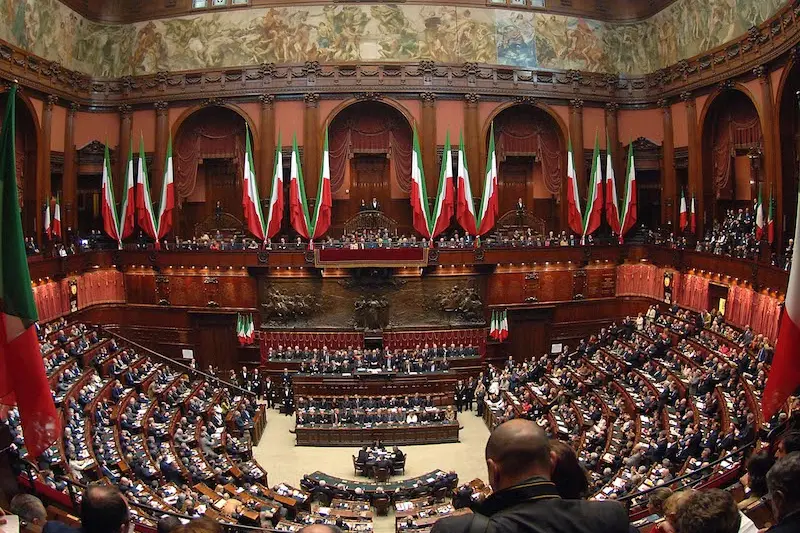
[478,302,784,513]
[295,394,457,427]
[267,343,480,374]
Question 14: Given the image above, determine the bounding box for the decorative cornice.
[304,92,320,107]
[202,96,224,107]
[355,92,382,101]
[515,95,537,106]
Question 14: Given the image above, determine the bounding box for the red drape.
[383,328,487,355]
[709,98,761,199]
[615,264,664,300]
[175,108,245,201]
[261,331,364,351]
[32,280,70,323]
[673,273,710,312]
[494,106,563,195]
[725,284,781,341]
[725,284,754,329]
[76,270,125,309]
[328,103,412,194]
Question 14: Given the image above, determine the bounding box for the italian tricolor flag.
[265,135,284,239]
[566,137,583,236]
[763,190,800,420]
[236,314,255,346]
[581,133,602,243]
[604,133,621,238]
[136,135,159,242]
[156,136,175,240]
[489,310,509,341]
[755,186,765,241]
[679,189,688,231]
[410,127,432,239]
[430,132,455,238]
[766,191,774,244]
[119,141,136,240]
[288,134,311,239]
[619,143,637,242]
[0,85,61,458]
[311,128,332,240]
[101,142,121,244]
[477,124,499,236]
[242,126,266,241]
[455,132,477,236]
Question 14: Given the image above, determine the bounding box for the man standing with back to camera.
[432,419,630,533]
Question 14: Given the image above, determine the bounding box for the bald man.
[299,525,343,533]
[432,419,629,533]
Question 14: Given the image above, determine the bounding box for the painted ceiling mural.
[0,0,787,78]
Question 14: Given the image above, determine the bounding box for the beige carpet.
[252,409,491,533]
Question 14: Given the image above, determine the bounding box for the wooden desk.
[296,422,459,446]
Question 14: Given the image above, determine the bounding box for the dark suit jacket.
[431,477,629,533]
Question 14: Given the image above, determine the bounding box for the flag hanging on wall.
[242,127,266,241]
[566,137,583,236]
[312,128,333,240]
[289,134,311,239]
[119,141,136,240]
[410,127,432,239]
[156,136,175,241]
[0,84,61,458]
[581,133,603,243]
[619,143,637,242]
[266,135,284,239]
[101,143,121,244]
[604,132,621,238]
[430,132,455,239]
[455,132,477,236]
[136,136,159,243]
[477,124,499,236]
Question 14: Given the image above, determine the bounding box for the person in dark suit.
[766,452,800,533]
[431,419,630,533]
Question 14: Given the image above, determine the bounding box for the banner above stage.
[314,248,429,268]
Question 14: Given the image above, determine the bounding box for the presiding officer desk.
[303,470,457,498]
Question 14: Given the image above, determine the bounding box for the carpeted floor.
[252,408,491,533]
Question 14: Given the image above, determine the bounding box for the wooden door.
[352,155,389,212]
[499,158,531,215]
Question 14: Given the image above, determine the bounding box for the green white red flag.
[581,133,602,243]
[119,141,136,240]
[566,137,583,236]
[288,135,311,239]
[242,127,266,241]
[101,142,121,243]
[156,136,175,240]
[0,85,61,458]
[265,135,284,239]
[311,128,332,239]
[455,132,477,236]
[430,132,455,238]
[135,136,158,242]
[619,143,637,242]
[477,124,499,236]
[604,133,621,238]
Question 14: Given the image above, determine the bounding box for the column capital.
[420,92,437,107]
[154,101,169,115]
[569,98,584,110]
[464,93,480,106]
[680,91,693,103]
[604,102,619,113]
[515,95,537,106]
[259,94,275,108]
[304,92,320,108]
[68,102,79,115]
[657,98,671,109]
[752,65,768,80]
[45,95,58,110]
[118,103,133,116]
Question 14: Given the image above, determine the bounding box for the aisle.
[252,409,491,533]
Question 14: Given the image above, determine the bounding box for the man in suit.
[766,452,800,533]
[431,419,630,533]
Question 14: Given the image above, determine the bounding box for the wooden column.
[258,94,275,199]
[464,93,481,193]
[117,104,133,201]
[303,93,320,200]
[604,103,620,191]
[659,98,676,228]
[683,91,702,236]
[153,101,169,195]
[755,65,780,247]
[63,103,78,236]
[420,92,438,197]
[38,95,56,245]
[569,99,585,196]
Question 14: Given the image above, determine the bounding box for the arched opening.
[701,90,764,227]
[327,100,413,234]
[778,62,800,248]
[0,92,39,237]
[488,104,564,232]
[174,106,248,237]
